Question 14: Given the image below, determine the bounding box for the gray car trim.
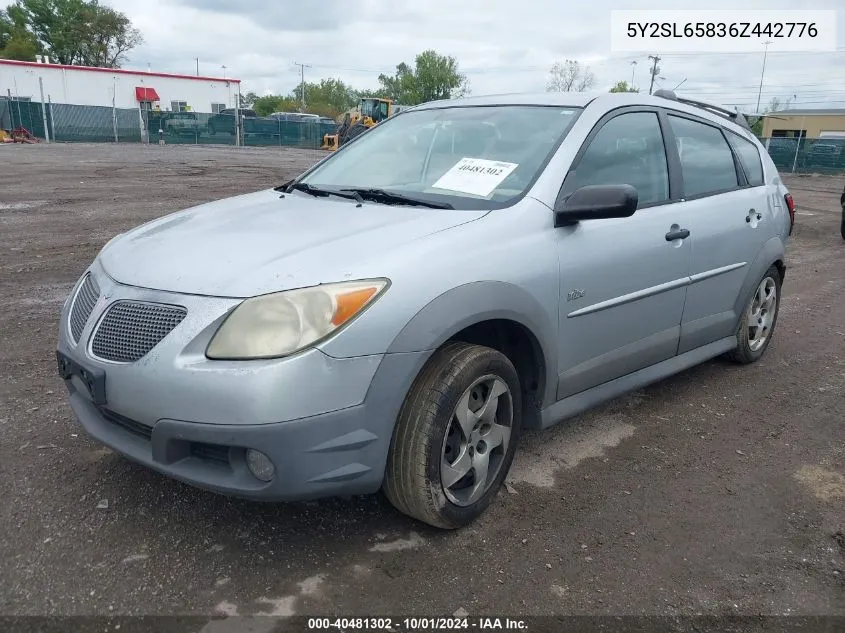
[566,276,690,318]
[689,262,748,284]
[385,281,558,407]
[541,335,737,429]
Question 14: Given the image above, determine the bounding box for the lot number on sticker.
[432,157,519,198]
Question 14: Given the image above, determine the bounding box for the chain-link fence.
[1,97,338,149]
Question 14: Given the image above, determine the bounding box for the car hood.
[99,188,488,297]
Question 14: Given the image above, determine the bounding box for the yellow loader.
[321,97,399,151]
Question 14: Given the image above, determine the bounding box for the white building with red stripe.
[0,59,241,114]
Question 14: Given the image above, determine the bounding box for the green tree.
[303,78,358,114]
[377,50,469,105]
[546,60,595,92]
[11,0,142,67]
[0,7,41,60]
[609,80,638,93]
[238,91,259,108]
[252,94,298,116]
[354,87,385,100]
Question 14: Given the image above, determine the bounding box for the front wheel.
[383,342,522,529]
[727,265,782,364]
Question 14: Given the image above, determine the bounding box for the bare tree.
[766,95,793,113]
[546,60,596,92]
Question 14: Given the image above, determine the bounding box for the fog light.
[246,449,275,482]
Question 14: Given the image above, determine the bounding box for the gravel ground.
[1,143,843,624]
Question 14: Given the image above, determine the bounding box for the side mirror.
[554,184,638,228]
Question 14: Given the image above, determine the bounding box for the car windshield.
[298,105,581,209]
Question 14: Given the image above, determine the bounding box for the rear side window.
[565,112,669,206]
[668,115,739,198]
[726,130,764,186]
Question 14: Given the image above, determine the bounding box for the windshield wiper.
[340,188,453,209]
[284,182,364,204]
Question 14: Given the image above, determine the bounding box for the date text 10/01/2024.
[307,617,528,630]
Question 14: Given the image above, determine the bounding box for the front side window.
[299,105,581,209]
[563,111,669,206]
[669,115,739,197]
[726,130,764,186]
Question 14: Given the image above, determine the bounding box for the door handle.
[665,228,690,241]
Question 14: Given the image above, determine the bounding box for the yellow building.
[761,108,845,139]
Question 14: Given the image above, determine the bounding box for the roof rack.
[652,89,752,131]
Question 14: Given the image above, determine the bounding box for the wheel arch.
[386,281,558,427]
[733,237,787,323]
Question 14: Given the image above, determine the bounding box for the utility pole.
[647,55,661,95]
[755,40,772,113]
[195,58,199,76]
[38,77,50,143]
[293,62,311,112]
[630,60,637,90]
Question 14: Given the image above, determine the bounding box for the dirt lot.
[1,144,843,624]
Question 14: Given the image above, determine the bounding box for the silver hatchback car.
[57,91,795,529]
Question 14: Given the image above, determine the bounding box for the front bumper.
[57,262,431,501]
[65,385,389,501]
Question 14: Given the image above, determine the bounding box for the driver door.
[554,108,692,399]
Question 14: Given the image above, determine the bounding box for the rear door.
[665,113,771,354]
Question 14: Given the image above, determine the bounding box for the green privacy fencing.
[0,98,338,149]
[760,137,845,175]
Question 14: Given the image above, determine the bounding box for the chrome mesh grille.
[69,274,100,343]
[91,301,187,363]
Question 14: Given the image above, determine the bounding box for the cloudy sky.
[99,0,845,111]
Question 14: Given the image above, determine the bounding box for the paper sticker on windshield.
[432,157,519,198]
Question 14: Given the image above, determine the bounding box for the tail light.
[784,193,795,234]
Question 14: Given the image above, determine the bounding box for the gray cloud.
[173,0,348,31]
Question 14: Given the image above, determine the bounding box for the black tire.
[340,123,367,146]
[727,265,782,364]
[383,341,522,529]
[840,188,845,240]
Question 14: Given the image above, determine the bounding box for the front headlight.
[206,279,389,360]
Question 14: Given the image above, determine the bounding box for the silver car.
[57,91,795,529]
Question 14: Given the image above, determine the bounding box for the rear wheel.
[383,342,522,529]
[727,265,782,364]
